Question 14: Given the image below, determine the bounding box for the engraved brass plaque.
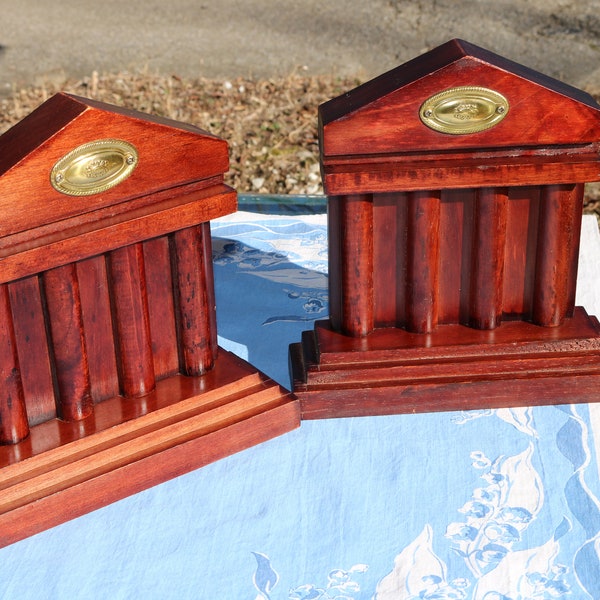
[51,139,138,196]
[419,86,509,135]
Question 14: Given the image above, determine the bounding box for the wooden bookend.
[0,93,299,547]
[290,39,600,419]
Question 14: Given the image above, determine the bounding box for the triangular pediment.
[319,39,600,157]
[0,93,229,237]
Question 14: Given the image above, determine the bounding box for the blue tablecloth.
[1,200,599,600]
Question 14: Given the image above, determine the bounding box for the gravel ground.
[1,71,599,220]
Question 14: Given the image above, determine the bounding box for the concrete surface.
[1,0,600,95]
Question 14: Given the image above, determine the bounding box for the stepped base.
[0,349,298,548]
[290,307,600,419]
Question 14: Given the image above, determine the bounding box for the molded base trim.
[0,349,299,548]
[291,307,600,419]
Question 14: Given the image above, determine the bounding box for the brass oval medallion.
[50,139,138,196]
[419,86,509,135]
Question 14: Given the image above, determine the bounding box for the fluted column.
[338,194,374,337]
[108,243,155,398]
[469,187,508,329]
[43,264,93,421]
[172,223,218,376]
[532,184,583,326]
[0,284,29,444]
[405,190,441,334]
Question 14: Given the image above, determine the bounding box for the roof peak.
[320,38,599,127]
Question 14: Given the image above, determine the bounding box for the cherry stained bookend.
[290,39,600,418]
[0,94,299,547]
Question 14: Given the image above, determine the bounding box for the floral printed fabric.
[212,211,600,600]
[0,209,598,600]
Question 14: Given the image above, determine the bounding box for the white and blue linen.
[0,199,598,600]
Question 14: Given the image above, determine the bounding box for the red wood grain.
[319,39,600,157]
[532,184,583,326]
[405,191,441,333]
[8,277,56,426]
[310,309,600,361]
[77,256,120,402]
[326,197,343,331]
[0,285,28,444]
[372,192,405,326]
[0,350,299,548]
[43,264,93,421]
[0,92,302,546]
[440,188,473,325]
[0,93,229,239]
[0,184,236,285]
[297,376,600,420]
[338,194,374,336]
[321,152,600,196]
[108,243,155,398]
[291,309,600,418]
[172,224,218,375]
[469,187,508,329]
[143,236,180,378]
[291,38,600,418]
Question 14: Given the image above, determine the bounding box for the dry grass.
[0,70,358,196]
[1,69,599,221]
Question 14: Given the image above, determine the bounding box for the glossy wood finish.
[0,93,299,546]
[319,40,600,156]
[328,185,586,333]
[0,350,297,548]
[108,243,156,398]
[532,184,583,326]
[0,95,229,240]
[43,264,93,421]
[172,223,218,375]
[292,309,600,419]
[405,191,441,334]
[9,278,56,426]
[0,285,28,444]
[291,39,600,417]
[469,188,508,329]
[337,194,374,336]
